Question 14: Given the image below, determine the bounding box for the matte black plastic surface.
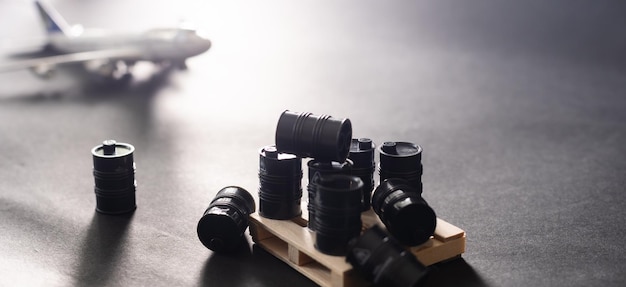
[372,178,437,246]
[258,145,302,220]
[378,141,423,193]
[197,186,256,253]
[313,175,363,256]
[275,110,352,162]
[91,140,137,215]
[348,138,376,211]
[306,159,353,231]
[346,226,429,287]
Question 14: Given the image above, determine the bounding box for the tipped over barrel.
[197,186,256,253]
[275,110,352,162]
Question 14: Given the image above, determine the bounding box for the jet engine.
[84,59,132,81]
[29,64,56,78]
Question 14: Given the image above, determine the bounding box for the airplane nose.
[191,38,211,56]
[201,39,211,52]
[183,33,211,57]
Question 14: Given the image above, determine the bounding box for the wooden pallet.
[249,208,466,287]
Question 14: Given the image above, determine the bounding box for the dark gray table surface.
[1,0,625,286]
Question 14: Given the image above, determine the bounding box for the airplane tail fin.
[35,0,70,35]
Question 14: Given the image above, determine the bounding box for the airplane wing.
[0,48,143,73]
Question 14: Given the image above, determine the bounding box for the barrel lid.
[379,141,421,157]
[350,138,375,152]
[92,140,134,158]
[259,145,298,160]
[197,212,241,252]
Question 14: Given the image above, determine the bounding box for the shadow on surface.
[423,257,490,287]
[72,212,134,287]
[0,63,177,145]
[198,239,317,287]
[0,63,176,103]
[199,236,252,287]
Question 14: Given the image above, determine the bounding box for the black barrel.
[346,226,429,287]
[306,159,352,231]
[197,186,256,253]
[348,138,376,211]
[91,139,136,215]
[258,145,302,220]
[372,178,436,246]
[378,141,423,193]
[313,175,363,256]
[275,110,352,162]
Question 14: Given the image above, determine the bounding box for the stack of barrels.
[196,110,438,287]
[266,110,436,287]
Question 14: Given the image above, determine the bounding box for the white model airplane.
[0,1,211,80]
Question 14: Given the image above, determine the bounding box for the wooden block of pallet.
[248,209,466,287]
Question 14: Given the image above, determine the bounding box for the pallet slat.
[434,218,465,242]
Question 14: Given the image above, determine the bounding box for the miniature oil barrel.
[258,145,302,220]
[275,110,352,162]
[348,138,376,211]
[378,141,423,193]
[346,226,429,287]
[197,186,256,253]
[372,178,436,246]
[91,140,136,215]
[313,175,363,256]
[306,159,352,231]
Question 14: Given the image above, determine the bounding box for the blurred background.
[1,0,625,286]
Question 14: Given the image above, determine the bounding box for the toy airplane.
[0,1,211,80]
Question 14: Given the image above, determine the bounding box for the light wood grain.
[249,210,466,287]
[434,218,465,242]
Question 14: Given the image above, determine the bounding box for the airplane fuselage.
[48,28,211,63]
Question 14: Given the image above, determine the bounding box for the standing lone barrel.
[91,139,137,215]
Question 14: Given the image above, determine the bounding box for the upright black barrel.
[378,141,423,193]
[258,145,302,220]
[348,138,376,211]
[313,175,363,255]
[91,139,136,215]
[306,159,352,231]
